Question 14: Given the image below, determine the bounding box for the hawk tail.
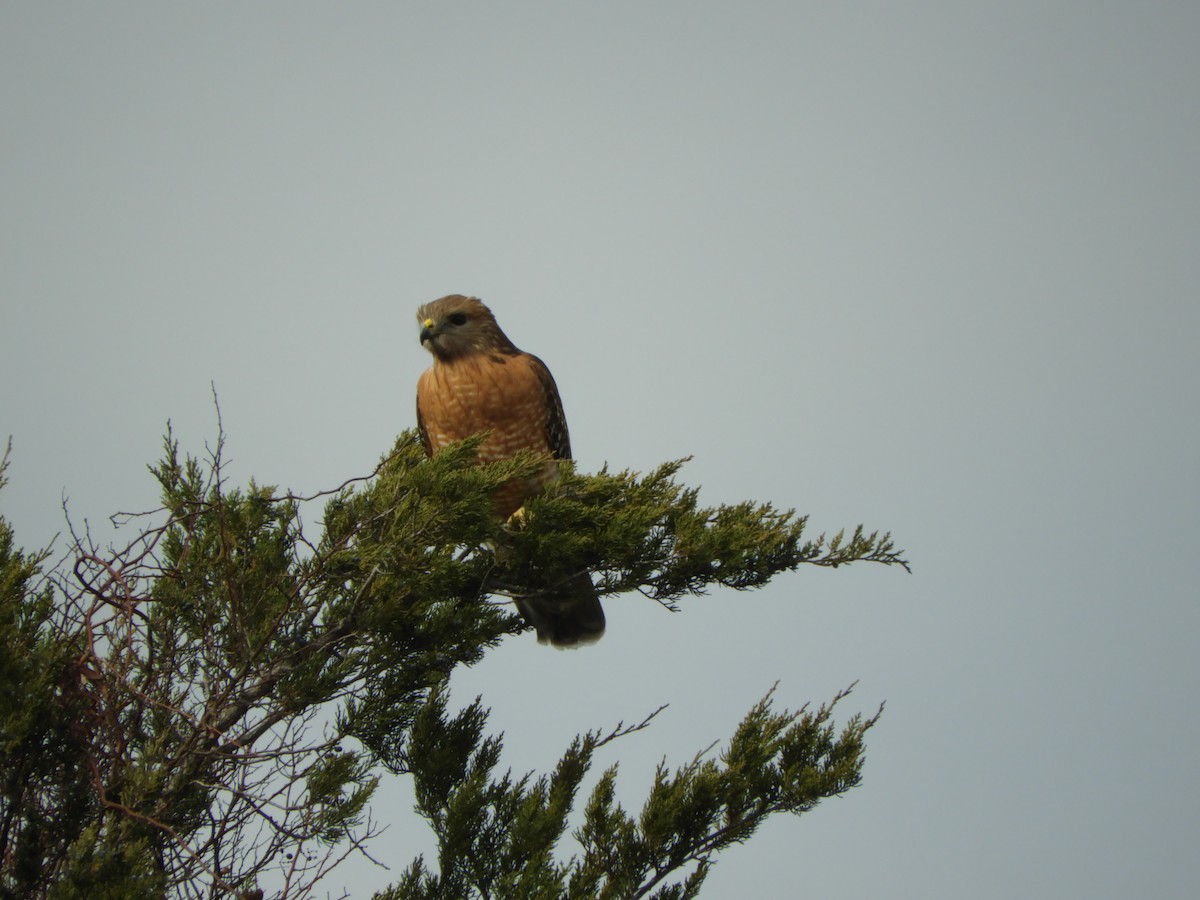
[514,572,606,648]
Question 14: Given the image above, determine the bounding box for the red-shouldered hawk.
[415,294,605,647]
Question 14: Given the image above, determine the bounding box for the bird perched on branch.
[415,294,605,647]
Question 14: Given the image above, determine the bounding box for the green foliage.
[47,823,166,900]
[378,685,878,899]
[0,448,101,899]
[495,458,909,610]
[0,428,907,898]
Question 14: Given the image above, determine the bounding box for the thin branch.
[593,704,670,750]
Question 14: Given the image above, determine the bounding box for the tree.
[0,428,908,899]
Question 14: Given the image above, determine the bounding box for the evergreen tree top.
[0,429,907,898]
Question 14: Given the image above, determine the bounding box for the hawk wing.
[529,354,572,460]
[416,400,433,457]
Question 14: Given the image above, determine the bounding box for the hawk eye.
[448,312,468,326]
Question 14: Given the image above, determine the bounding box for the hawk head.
[416,294,519,362]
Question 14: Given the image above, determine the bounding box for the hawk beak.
[420,319,437,344]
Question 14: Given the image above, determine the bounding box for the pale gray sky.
[2,3,1198,897]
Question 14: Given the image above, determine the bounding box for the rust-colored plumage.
[415,295,605,647]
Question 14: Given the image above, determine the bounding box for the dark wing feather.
[528,354,572,460]
[416,399,433,457]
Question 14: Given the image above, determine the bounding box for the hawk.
[415,294,605,647]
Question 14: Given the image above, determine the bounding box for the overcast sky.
[2,3,1198,898]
